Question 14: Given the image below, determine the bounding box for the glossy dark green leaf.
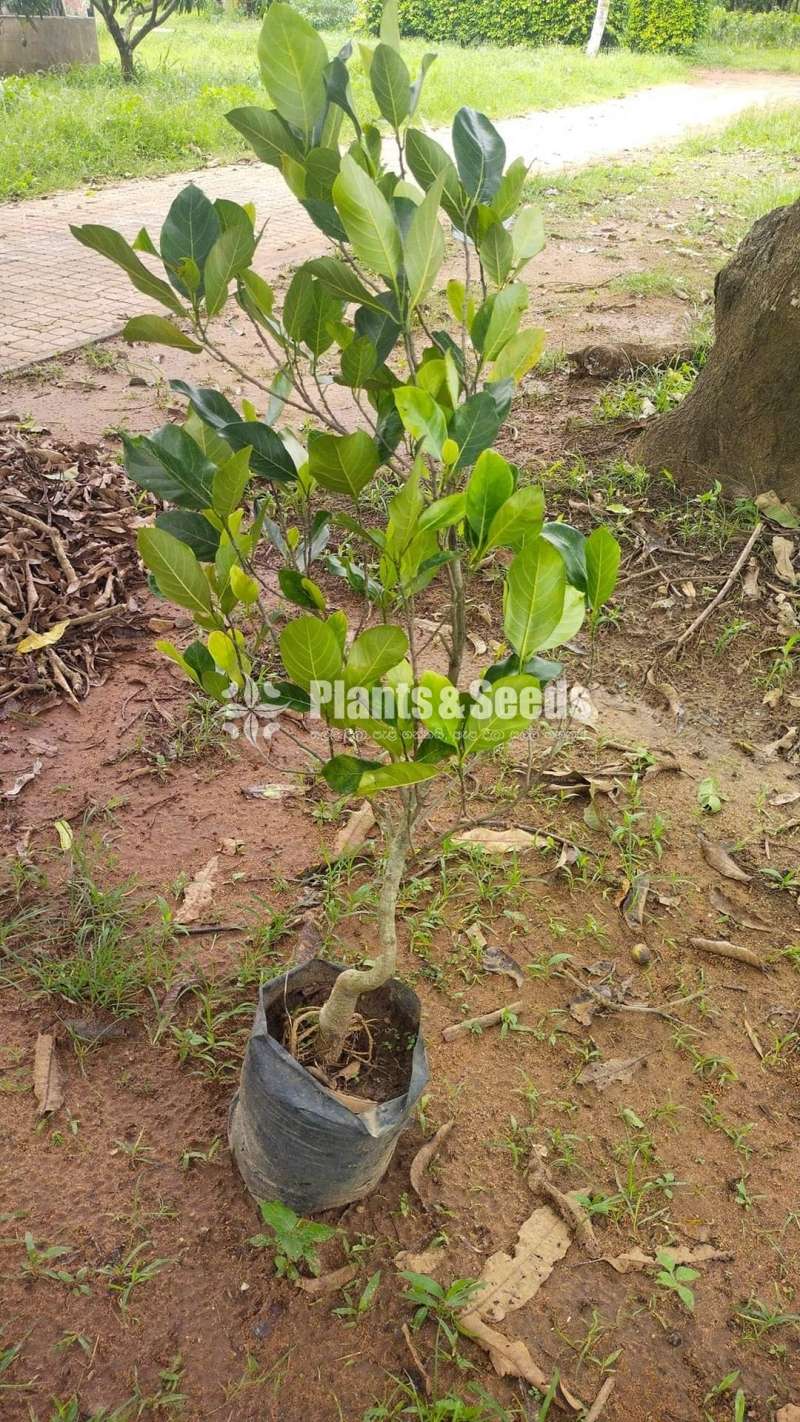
[155,510,220,561]
[307,430,379,498]
[370,41,411,128]
[452,107,506,204]
[122,425,216,509]
[159,184,220,297]
[541,521,588,593]
[322,754,381,794]
[220,421,297,484]
[448,392,502,471]
[70,224,184,315]
[170,381,240,431]
[226,105,303,168]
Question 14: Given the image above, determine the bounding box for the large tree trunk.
[638,199,800,502]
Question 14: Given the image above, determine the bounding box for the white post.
[586,0,610,57]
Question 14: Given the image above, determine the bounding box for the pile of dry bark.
[0,421,143,708]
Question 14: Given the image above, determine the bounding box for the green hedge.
[358,0,709,51]
[357,0,605,47]
[621,0,710,51]
[709,2,800,44]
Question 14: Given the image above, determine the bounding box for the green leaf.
[381,459,424,590]
[123,315,202,353]
[481,283,528,361]
[138,527,214,618]
[212,447,252,521]
[170,380,240,431]
[221,421,297,484]
[479,221,514,287]
[370,42,411,128]
[491,158,527,223]
[341,336,378,387]
[346,626,408,688]
[485,485,544,554]
[418,492,466,533]
[204,223,256,317]
[280,615,343,692]
[585,526,621,610]
[258,2,328,141]
[278,568,326,611]
[465,449,515,546]
[462,674,542,756]
[541,522,587,592]
[305,256,386,311]
[155,638,199,685]
[333,155,402,281]
[358,761,442,795]
[70,224,184,314]
[404,172,445,311]
[123,425,216,509]
[409,52,436,120]
[405,128,464,226]
[512,205,545,266]
[452,107,506,204]
[380,0,401,49]
[322,754,381,793]
[226,104,304,168]
[307,430,379,498]
[536,583,586,652]
[159,184,220,297]
[155,511,220,562]
[417,670,461,747]
[449,392,502,471]
[394,386,447,459]
[492,328,545,383]
[698,776,723,814]
[504,535,567,660]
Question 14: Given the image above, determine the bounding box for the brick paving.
[2,72,799,374]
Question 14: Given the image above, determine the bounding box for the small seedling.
[654,1249,699,1312]
[333,1270,381,1324]
[248,1199,337,1281]
[697,777,724,814]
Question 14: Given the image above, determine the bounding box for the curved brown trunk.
[638,198,800,503]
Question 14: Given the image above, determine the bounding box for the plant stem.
[316,801,413,1060]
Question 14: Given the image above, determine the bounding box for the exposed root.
[283,1004,374,1077]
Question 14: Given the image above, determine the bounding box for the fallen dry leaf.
[773,535,798,586]
[241,783,304,800]
[332,802,375,858]
[760,727,798,759]
[621,873,650,929]
[3,759,43,799]
[742,558,761,601]
[699,834,751,883]
[394,1247,447,1275]
[577,1055,646,1091]
[176,856,220,926]
[646,667,686,730]
[469,1205,572,1323]
[453,827,542,854]
[482,944,525,988]
[459,1312,583,1411]
[690,937,763,968]
[768,789,800,807]
[410,1121,453,1205]
[292,914,323,966]
[603,1244,731,1275]
[709,886,770,932]
[296,1264,357,1296]
[743,1016,764,1059]
[33,1032,63,1115]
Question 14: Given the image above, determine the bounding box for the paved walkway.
[2,70,799,373]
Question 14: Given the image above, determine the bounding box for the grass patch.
[0,14,690,201]
[695,40,800,74]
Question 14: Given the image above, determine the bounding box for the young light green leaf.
[258,2,328,141]
[511,206,545,266]
[504,535,566,659]
[462,674,542,756]
[204,223,256,317]
[492,327,545,383]
[346,626,409,688]
[418,492,466,533]
[484,484,545,553]
[465,449,515,546]
[404,173,446,311]
[280,615,343,691]
[380,0,401,49]
[358,762,442,795]
[307,430,379,499]
[370,42,411,129]
[417,670,461,747]
[536,583,586,651]
[481,283,528,361]
[138,527,215,618]
[333,155,402,280]
[212,447,252,522]
[585,525,621,610]
[394,387,447,459]
[479,221,514,287]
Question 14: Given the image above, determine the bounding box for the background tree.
[92,0,185,81]
[639,198,800,503]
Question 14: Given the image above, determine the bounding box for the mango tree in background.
[72,1,620,1062]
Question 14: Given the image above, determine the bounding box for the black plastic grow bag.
[229,959,429,1214]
